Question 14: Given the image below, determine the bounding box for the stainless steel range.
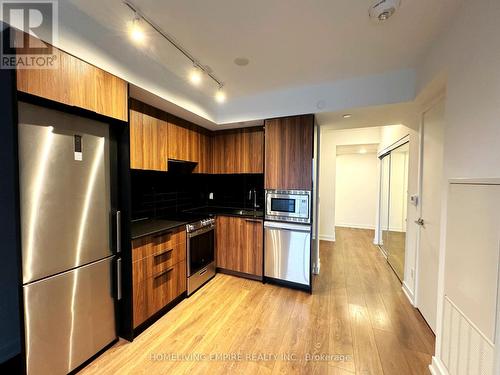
[186,218,216,295]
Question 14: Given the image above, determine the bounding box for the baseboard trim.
[319,234,335,242]
[402,281,415,306]
[429,356,449,375]
[335,223,375,230]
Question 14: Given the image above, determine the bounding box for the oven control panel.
[187,218,215,233]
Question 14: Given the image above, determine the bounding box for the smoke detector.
[369,0,401,22]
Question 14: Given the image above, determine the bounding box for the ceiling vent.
[369,0,401,22]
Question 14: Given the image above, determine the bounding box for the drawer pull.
[154,249,173,258]
[152,231,172,239]
[245,219,262,223]
[154,267,174,279]
[199,267,208,276]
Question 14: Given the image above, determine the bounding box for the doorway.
[378,141,409,281]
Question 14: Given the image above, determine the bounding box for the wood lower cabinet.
[265,115,314,190]
[216,216,263,278]
[212,127,264,174]
[16,34,128,121]
[132,227,187,328]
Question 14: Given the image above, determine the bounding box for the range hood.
[167,159,197,173]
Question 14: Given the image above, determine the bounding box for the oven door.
[187,226,215,277]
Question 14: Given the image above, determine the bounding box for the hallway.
[81,227,434,375]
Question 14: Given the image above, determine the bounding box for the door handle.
[116,210,121,253]
[415,218,425,226]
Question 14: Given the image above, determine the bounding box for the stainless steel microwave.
[265,190,311,223]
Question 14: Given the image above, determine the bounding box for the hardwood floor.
[81,227,434,375]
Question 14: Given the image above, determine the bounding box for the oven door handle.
[188,225,215,238]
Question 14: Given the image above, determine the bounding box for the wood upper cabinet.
[167,116,212,173]
[16,39,128,121]
[265,115,314,190]
[129,102,168,171]
[216,216,263,277]
[212,128,264,174]
[196,132,212,174]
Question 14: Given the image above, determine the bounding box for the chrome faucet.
[248,188,259,209]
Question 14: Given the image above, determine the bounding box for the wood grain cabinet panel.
[212,128,264,174]
[216,216,263,277]
[16,36,127,121]
[167,122,191,162]
[264,115,314,190]
[196,132,212,173]
[94,69,128,121]
[129,108,168,171]
[132,228,187,328]
[167,118,212,173]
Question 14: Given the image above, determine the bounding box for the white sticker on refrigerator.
[74,135,83,161]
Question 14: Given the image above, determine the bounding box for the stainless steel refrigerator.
[18,102,117,375]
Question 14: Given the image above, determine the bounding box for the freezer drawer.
[18,102,112,284]
[23,257,116,375]
[264,221,311,286]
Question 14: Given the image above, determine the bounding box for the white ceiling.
[317,101,419,130]
[28,0,460,127]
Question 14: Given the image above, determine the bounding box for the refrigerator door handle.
[116,210,121,253]
[116,257,122,301]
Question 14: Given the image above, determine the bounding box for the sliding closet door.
[379,154,391,256]
[387,143,409,280]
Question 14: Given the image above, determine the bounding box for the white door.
[416,98,445,332]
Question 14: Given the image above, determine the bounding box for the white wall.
[319,127,381,241]
[335,153,379,229]
[416,0,500,372]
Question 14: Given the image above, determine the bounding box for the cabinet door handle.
[154,267,174,279]
[245,219,261,223]
[154,248,173,258]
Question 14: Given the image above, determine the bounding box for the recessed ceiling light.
[189,66,203,86]
[343,114,352,119]
[129,16,145,43]
[234,57,250,66]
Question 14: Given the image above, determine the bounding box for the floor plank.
[80,227,435,375]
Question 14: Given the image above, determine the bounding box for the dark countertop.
[131,207,264,239]
[131,218,190,240]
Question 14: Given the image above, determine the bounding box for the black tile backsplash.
[131,170,264,220]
